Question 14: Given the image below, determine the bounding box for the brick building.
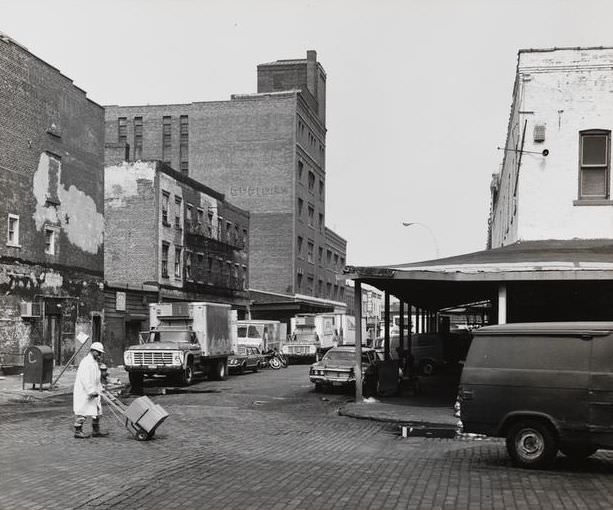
[104,156,249,364]
[0,33,105,366]
[105,50,347,324]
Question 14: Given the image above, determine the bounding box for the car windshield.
[323,350,370,363]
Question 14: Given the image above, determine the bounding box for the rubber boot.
[92,422,109,438]
[74,426,90,439]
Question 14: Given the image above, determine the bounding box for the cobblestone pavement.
[2,365,613,510]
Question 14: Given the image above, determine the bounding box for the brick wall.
[0,35,104,363]
[104,161,158,285]
[0,36,104,272]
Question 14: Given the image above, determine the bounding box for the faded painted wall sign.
[229,185,288,197]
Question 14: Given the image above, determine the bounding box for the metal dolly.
[101,390,169,441]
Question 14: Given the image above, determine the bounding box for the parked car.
[228,345,261,374]
[309,345,378,393]
[459,322,613,469]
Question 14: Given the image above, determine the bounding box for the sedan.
[309,345,378,393]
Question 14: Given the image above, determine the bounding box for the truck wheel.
[129,372,144,394]
[506,419,558,469]
[211,359,227,381]
[179,362,194,386]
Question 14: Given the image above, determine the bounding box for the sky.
[2,0,613,266]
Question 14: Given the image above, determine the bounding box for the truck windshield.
[238,325,263,339]
[146,330,192,343]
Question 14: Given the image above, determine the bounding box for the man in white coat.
[73,342,109,439]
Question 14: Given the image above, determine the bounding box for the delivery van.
[459,322,613,468]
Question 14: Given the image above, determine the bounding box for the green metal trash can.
[22,345,54,390]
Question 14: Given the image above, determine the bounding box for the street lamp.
[401,221,440,258]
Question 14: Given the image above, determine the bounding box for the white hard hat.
[90,341,105,353]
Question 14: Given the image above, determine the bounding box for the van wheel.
[506,419,558,469]
[560,444,597,461]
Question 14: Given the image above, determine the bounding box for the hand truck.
[101,390,169,441]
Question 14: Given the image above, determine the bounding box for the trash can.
[22,345,54,390]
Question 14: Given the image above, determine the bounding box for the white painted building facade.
[490,47,613,248]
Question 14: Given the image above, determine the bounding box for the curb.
[337,405,459,432]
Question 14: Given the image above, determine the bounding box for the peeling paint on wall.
[33,152,104,254]
[105,161,156,208]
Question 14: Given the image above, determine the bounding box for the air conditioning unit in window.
[533,124,546,143]
[20,302,41,317]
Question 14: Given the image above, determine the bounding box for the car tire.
[240,362,246,375]
[252,364,258,373]
[560,444,597,461]
[506,419,558,469]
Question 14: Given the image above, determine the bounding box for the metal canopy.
[344,239,613,310]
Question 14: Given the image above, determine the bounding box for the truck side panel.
[205,304,233,356]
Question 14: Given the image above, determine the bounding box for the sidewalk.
[338,372,461,435]
[0,365,129,405]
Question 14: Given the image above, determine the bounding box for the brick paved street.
[2,366,613,510]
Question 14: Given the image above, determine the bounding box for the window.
[175,247,182,278]
[175,197,182,229]
[162,116,172,163]
[319,213,324,231]
[297,197,303,217]
[318,247,323,264]
[118,117,127,145]
[297,160,304,180]
[242,228,248,248]
[334,253,339,268]
[579,130,610,199]
[185,204,193,232]
[7,214,19,247]
[307,276,314,295]
[297,272,303,290]
[44,227,56,255]
[327,249,332,265]
[318,279,323,296]
[133,117,143,160]
[185,251,192,280]
[308,171,315,192]
[307,241,314,263]
[217,217,223,239]
[197,208,204,231]
[226,221,232,243]
[161,243,169,277]
[297,236,303,255]
[319,179,324,196]
[179,115,188,175]
[307,206,314,227]
[207,210,214,236]
[161,192,170,225]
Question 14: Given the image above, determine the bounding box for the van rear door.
[589,332,613,443]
